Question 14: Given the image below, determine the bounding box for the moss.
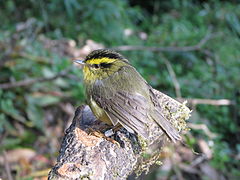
[138,135,148,151]
[135,151,163,177]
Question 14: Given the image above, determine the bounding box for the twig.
[188,123,217,138]
[178,163,200,174]
[3,151,13,180]
[161,55,182,98]
[172,164,184,180]
[20,52,52,65]
[0,69,70,90]
[0,129,7,146]
[177,98,234,106]
[190,154,207,167]
[111,30,213,52]
[170,153,184,180]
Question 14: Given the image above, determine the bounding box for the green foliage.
[0,0,240,179]
[0,38,84,136]
[0,0,141,43]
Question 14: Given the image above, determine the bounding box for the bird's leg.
[87,128,120,147]
[104,124,122,137]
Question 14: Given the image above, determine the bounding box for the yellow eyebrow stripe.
[86,57,116,65]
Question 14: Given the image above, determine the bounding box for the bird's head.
[75,49,129,82]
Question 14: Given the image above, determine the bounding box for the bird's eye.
[100,63,111,68]
[93,64,100,69]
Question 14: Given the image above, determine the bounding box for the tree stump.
[48,90,190,180]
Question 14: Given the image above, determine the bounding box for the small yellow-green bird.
[75,49,180,142]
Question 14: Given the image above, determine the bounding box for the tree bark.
[48,90,191,180]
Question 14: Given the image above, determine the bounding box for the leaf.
[25,94,60,130]
[54,78,68,88]
[0,138,22,150]
[26,103,44,130]
[42,67,55,78]
[34,95,61,107]
[0,99,26,123]
[27,93,61,107]
[0,113,16,134]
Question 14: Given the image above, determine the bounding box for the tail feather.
[151,110,181,143]
[149,87,181,143]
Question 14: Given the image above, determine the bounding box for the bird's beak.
[74,60,85,65]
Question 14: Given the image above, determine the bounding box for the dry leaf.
[0,148,36,164]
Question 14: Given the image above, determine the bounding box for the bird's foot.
[88,128,120,147]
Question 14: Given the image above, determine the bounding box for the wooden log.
[48,90,191,180]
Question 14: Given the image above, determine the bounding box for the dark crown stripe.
[85,49,125,61]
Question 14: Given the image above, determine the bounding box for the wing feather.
[89,66,181,142]
[93,91,149,138]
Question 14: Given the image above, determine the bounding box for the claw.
[104,129,114,137]
[87,128,120,147]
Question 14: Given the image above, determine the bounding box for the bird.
[74,49,181,143]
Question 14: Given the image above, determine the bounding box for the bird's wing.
[92,91,149,138]
[90,66,181,142]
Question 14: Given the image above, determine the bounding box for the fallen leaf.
[0,148,36,164]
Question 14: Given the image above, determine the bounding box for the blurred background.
[0,0,239,179]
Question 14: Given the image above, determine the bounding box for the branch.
[3,151,13,180]
[0,69,69,90]
[177,98,234,106]
[161,55,182,98]
[111,31,213,52]
[188,123,217,138]
[48,90,191,180]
